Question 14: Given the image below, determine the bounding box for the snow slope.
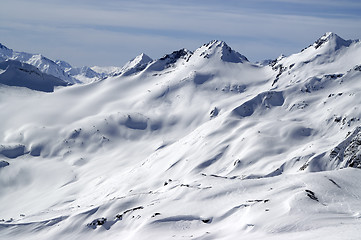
[1,33,361,240]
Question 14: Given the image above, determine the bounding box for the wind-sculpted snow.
[1,33,361,240]
[231,91,284,118]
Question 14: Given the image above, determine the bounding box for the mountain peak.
[133,53,153,64]
[118,53,153,76]
[202,40,235,53]
[196,40,248,63]
[323,32,337,39]
[314,32,352,50]
[204,40,228,48]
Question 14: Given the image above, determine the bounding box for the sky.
[0,0,360,67]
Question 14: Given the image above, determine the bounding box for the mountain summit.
[118,53,153,76]
[313,32,353,50]
[194,40,248,63]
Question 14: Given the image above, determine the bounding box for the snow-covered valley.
[1,32,361,240]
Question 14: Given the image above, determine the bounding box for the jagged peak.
[203,40,228,48]
[268,54,287,67]
[143,49,193,72]
[314,32,352,50]
[323,32,338,39]
[197,40,248,63]
[159,48,192,62]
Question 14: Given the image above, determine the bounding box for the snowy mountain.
[270,32,360,86]
[0,45,78,84]
[0,44,125,84]
[0,60,68,92]
[113,53,153,76]
[194,40,249,63]
[1,33,361,240]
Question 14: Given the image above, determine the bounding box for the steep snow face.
[0,60,69,92]
[1,33,361,240]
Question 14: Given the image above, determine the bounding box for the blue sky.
[1,0,360,66]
